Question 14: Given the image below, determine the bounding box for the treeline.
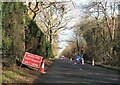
[81,2,120,67]
[61,2,120,67]
[2,2,53,67]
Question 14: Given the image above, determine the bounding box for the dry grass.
[2,58,54,84]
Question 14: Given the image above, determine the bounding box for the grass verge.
[2,58,54,84]
[2,66,41,83]
[86,61,120,72]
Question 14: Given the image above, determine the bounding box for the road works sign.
[22,52,43,68]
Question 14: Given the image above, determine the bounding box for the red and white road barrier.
[40,60,46,74]
[92,58,94,65]
[82,58,84,65]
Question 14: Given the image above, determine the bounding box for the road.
[34,59,119,84]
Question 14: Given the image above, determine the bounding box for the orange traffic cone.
[92,58,94,65]
[82,58,84,65]
[70,58,72,63]
[74,61,76,64]
[40,60,46,74]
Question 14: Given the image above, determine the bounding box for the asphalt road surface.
[34,59,119,84]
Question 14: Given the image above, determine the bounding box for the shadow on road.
[33,59,120,84]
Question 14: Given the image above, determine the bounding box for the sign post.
[81,47,84,58]
[21,52,43,69]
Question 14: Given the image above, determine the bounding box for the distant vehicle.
[61,56,64,59]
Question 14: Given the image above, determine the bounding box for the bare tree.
[25,0,74,57]
[80,1,119,65]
